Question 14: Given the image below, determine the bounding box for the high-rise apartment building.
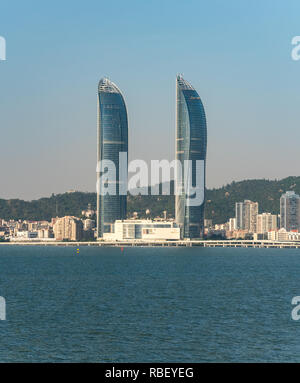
[228,217,237,231]
[280,191,300,231]
[97,78,128,238]
[256,213,277,234]
[235,202,244,230]
[53,216,83,241]
[235,200,258,233]
[175,75,207,239]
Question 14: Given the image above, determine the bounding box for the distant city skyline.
[1,0,300,200]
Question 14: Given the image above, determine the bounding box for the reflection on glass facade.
[97,78,128,237]
[280,191,300,231]
[175,75,207,238]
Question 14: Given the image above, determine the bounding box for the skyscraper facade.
[175,75,207,239]
[97,78,128,238]
[235,200,258,233]
[256,213,277,234]
[280,191,300,231]
[235,202,244,230]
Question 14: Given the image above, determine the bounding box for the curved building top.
[176,74,195,91]
[98,78,122,94]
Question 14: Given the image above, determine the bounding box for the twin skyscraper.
[96,75,207,239]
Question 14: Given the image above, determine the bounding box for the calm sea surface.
[0,246,300,362]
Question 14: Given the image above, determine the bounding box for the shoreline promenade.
[1,240,300,249]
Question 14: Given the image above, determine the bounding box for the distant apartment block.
[83,219,95,231]
[280,191,300,231]
[228,218,237,231]
[235,200,258,233]
[256,213,277,234]
[53,216,83,241]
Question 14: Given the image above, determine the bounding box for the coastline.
[1,239,300,248]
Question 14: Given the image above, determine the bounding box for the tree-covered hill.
[206,176,300,223]
[1,176,300,224]
[0,192,96,221]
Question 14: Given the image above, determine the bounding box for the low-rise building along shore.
[102,219,180,241]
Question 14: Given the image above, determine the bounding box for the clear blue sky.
[0,0,299,200]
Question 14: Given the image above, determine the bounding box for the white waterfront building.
[256,213,277,234]
[102,220,181,241]
[268,228,300,241]
[10,231,56,242]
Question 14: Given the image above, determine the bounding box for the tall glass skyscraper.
[280,191,300,231]
[97,78,128,238]
[175,75,207,239]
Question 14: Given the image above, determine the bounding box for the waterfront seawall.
[1,240,300,248]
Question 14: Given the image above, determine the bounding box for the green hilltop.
[1,176,299,224]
